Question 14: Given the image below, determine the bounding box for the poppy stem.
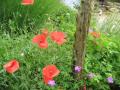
[12,73,18,81]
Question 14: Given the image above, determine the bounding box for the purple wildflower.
[107,77,113,83]
[88,73,95,79]
[75,66,82,73]
[48,80,56,86]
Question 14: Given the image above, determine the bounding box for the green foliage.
[47,7,76,39]
[0,0,63,36]
[85,33,120,90]
[0,33,74,90]
[85,12,120,90]
[0,1,120,90]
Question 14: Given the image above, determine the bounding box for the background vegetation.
[0,0,63,36]
[0,0,120,90]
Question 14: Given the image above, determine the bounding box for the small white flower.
[21,53,24,56]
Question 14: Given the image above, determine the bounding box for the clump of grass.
[0,0,64,36]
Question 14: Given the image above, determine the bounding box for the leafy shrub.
[85,12,120,90]
[84,32,120,90]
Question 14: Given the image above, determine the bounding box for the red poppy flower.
[32,34,48,48]
[21,0,34,5]
[32,34,46,43]
[42,65,60,84]
[50,31,66,45]
[3,60,19,73]
[42,29,49,37]
[38,40,48,48]
[43,75,53,84]
[90,32,100,38]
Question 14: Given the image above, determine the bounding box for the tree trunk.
[73,0,92,90]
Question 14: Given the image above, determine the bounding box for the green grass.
[0,3,120,90]
[0,32,74,90]
[0,7,78,90]
[0,0,64,36]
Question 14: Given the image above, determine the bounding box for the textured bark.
[73,0,92,89]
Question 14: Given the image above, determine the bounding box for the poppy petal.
[3,60,19,73]
[50,31,66,45]
[43,75,53,84]
[21,0,34,5]
[56,39,66,45]
[90,32,100,38]
[32,34,46,44]
[38,40,48,48]
[42,65,60,79]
